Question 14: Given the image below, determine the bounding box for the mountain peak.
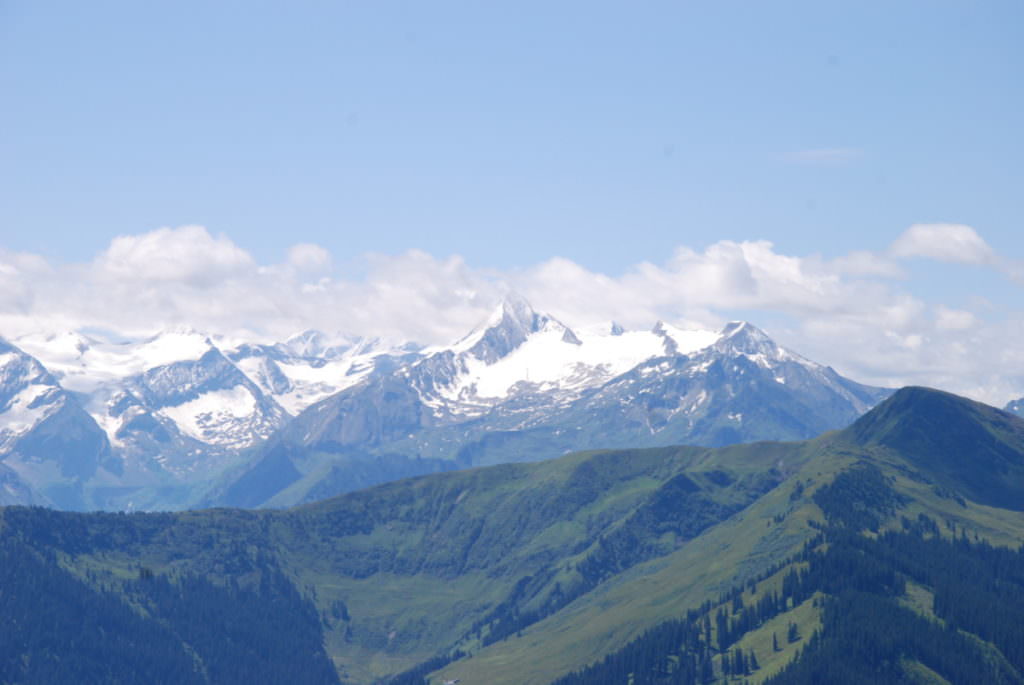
[280,329,361,359]
[651,321,679,355]
[719,320,772,345]
[843,386,1024,510]
[711,321,796,360]
[1004,396,1024,417]
[846,386,970,439]
[161,324,205,338]
[497,291,535,321]
[465,294,538,334]
[846,386,994,441]
[0,338,57,381]
[454,294,556,364]
[284,329,327,355]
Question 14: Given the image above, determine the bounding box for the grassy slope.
[431,440,833,684]
[285,444,789,681]
[432,396,1024,685]
[733,593,824,684]
[11,442,789,683]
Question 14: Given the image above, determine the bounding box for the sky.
[1,2,1023,404]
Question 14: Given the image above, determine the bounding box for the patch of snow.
[227,336,400,415]
[689,358,716,375]
[277,358,365,384]
[688,390,708,413]
[746,353,770,367]
[436,324,718,403]
[16,329,218,394]
[281,330,361,359]
[655,322,722,355]
[236,352,381,415]
[157,385,257,447]
[92,401,126,447]
[0,383,58,437]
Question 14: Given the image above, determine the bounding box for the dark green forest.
[0,520,339,684]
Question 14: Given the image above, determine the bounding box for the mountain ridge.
[843,385,1024,510]
[2,298,892,510]
[2,386,1023,684]
[222,307,890,508]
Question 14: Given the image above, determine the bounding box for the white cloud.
[889,223,996,265]
[934,306,976,331]
[1,224,1023,406]
[95,225,255,283]
[829,251,905,278]
[287,243,331,272]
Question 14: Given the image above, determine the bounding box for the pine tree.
[700,655,715,684]
[787,622,801,643]
[772,632,780,652]
[731,647,748,676]
[716,608,729,649]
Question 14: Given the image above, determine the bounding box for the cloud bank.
[889,223,996,265]
[1,224,1022,405]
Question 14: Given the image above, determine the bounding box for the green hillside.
[2,387,1023,684]
[544,459,1024,684]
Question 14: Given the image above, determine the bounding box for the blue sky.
[1,2,1023,402]
[3,2,1021,269]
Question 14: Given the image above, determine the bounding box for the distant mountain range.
[3,387,1023,684]
[2,295,892,510]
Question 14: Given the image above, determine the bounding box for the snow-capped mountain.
[115,347,286,462]
[263,298,727,456]
[13,328,411,464]
[4,325,415,508]
[1005,397,1024,417]
[404,295,720,420]
[15,329,287,475]
[0,338,66,454]
[543,320,886,449]
[215,297,891,508]
[226,332,410,416]
[2,295,897,511]
[0,338,112,507]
